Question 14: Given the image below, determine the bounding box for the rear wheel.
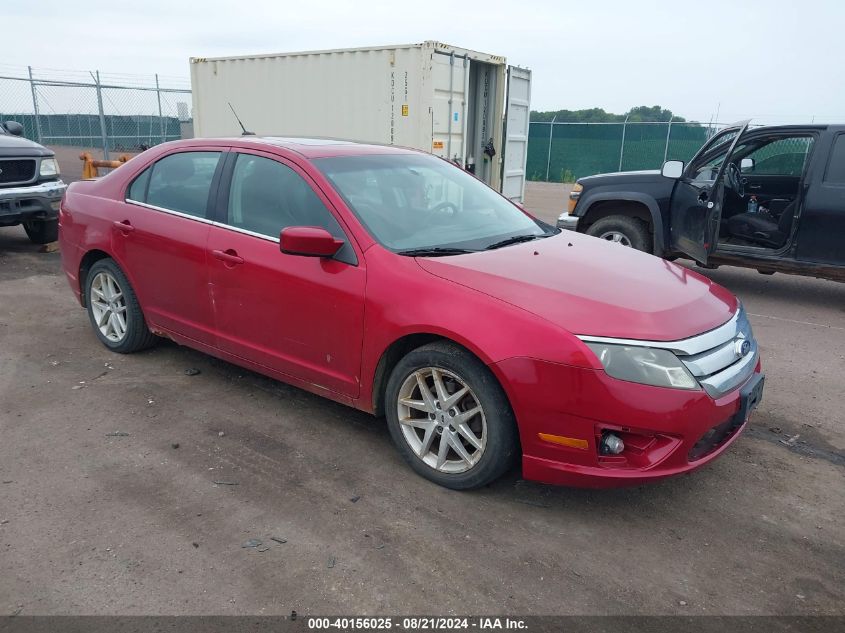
[23,219,58,245]
[85,259,156,353]
[585,215,651,252]
[385,342,518,489]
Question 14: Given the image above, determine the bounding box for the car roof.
[170,136,422,159]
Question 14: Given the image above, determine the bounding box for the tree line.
[530,105,690,123]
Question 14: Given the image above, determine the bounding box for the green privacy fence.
[526,122,720,182]
[0,113,182,151]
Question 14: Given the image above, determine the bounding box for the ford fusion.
[59,138,764,489]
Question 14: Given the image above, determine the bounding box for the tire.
[384,341,519,490]
[23,219,58,245]
[84,258,157,353]
[585,215,652,252]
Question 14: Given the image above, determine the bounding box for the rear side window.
[137,152,221,218]
[824,134,845,184]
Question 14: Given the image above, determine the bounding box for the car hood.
[416,232,737,341]
[578,169,665,187]
[0,134,53,157]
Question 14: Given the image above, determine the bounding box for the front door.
[206,150,366,398]
[669,121,750,264]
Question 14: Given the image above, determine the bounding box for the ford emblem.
[734,338,752,358]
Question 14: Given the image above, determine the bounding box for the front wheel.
[585,215,652,252]
[23,219,58,244]
[385,342,519,489]
[85,259,157,353]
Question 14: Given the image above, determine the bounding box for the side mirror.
[740,157,755,172]
[280,226,344,258]
[3,121,24,137]
[661,160,684,179]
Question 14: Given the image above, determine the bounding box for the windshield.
[315,154,551,253]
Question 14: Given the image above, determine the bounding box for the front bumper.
[556,212,579,231]
[0,180,67,225]
[492,356,763,488]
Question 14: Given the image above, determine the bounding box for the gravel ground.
[0,182,843,616]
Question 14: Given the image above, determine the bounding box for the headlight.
[40,158,60,177]
[586,342,698,390]
[567,183,583,214]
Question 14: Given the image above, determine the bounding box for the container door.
[502,66,531,203]
[431,51,468,163]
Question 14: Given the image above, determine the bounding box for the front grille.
[676,307,758,398]
[0,159,37,184]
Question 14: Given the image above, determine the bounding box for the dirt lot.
[0,182,843,616]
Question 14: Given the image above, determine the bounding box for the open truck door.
[501,66,531,203]
[668,120,750,264]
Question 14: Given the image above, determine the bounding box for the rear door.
[501,66,532,203]
[117,149,224,344]
[796,131,845,266]
[669,121,749,263]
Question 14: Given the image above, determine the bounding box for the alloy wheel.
[396,367,487,473]
[598,231,632,246]
[89,271,128,342]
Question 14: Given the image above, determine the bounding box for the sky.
[3,0,844,124]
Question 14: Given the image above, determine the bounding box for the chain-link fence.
[527,121,727,183]
[0,65,192,163]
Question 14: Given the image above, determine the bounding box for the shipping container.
[189,41,531,201]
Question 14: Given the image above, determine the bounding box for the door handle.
[113,220,135,233]
[697,191,709,204]
[212,249,244,266]
[747,184,763,190]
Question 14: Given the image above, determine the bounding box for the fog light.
[600,433,625,455]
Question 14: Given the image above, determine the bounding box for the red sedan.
[59,137,764,489]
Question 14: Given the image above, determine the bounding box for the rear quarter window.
[127,167,151,202]
[824,134,845,184]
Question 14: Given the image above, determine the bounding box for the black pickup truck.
[557,121,845,282]
[0,121,66,244]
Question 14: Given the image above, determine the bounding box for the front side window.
[226,154,345,240]
[688,129,741,182]
[138,151,221,218]
[740,137,814,176]
[315,153,548,252]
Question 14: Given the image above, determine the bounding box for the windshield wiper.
[484,233,549,250]
[396,247,476,257]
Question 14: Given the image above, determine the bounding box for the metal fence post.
[155,73,165,144]
[662,116,674,164]
[92,70,110,160]
[27,66,43,143]
[618,114,629,172]
[545,115,556,182]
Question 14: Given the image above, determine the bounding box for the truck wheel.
[85,259,157,353]
[385,342,519,490]
[23,219,59,245]
[586,215,651,253]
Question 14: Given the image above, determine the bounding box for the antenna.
[228,102,255,136]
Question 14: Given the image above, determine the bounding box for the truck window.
[741,137,814,177]
[824,134,845,184]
